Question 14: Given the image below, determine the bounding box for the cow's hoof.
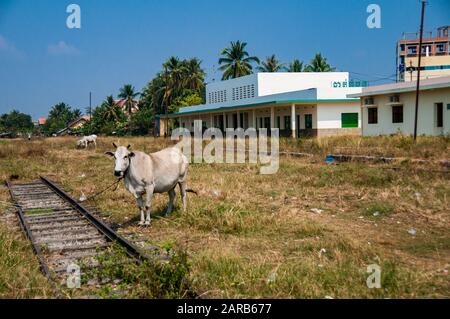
[144,221,151,227]
[138,221,145,226]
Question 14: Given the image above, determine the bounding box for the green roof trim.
[159,99,359,117]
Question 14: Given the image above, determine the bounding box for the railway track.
[5,176,150,294]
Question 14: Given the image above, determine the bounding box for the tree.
[72,108,82,119]
[304,53,335,72]
[257,54,285,72]
[101,95,124,123]
[118,84,140,115]
[218,41,260,80]
[128,103,154,136]
[84,99,126,136]
[287,59,304,72]
[0,110,33,133]
[140,56,206,130]
[184,58,206,91]
[171,90,203,113]
[43,102,79,134]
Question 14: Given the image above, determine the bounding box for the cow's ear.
[127,144,131,149]
[105,151,114,157]
[112,142,117,148]
[129,152,135,158]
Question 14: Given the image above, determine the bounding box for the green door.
[304,114,313,129]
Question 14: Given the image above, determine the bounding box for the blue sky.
[0,0,449,119]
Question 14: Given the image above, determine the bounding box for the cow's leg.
[178,182,187,212]
[144,185,154,226]
[136,196,145,226]
[166,188,176,216]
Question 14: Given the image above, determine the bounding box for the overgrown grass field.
[0,135,448,298]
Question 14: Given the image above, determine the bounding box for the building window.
[284,116,291,130]
[436,103,443,128]
[341,113,359,128]
[421,45,431,56]
[276,116,280,128]
[436,43,446,53]
[392,105,403,123]
[407,46,417,55]
[368,108,378,124]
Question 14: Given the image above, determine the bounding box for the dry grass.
[0,222,52,298]
[0,135,448,298]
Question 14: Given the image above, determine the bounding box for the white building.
[348,76,450,136]
[160,72,363,137]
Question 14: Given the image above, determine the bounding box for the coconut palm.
[257,54,285,72]
[101,95,123,123]
[287,59,304,72]
[218,41,260,80]
[304,53,335,72]
[118,84,140,115]
[72,108,82,119]
[184,57,206,91]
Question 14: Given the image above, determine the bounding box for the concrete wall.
[316,102,361,129]
[206,74,258,105]
[205,72,362,104]
[257,72,361,99]
[361,87,450,136]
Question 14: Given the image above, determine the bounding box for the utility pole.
[413,1,426,142]
[89,92,92,119]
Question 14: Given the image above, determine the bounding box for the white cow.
[105,143,196,226]
[76,135,97,149]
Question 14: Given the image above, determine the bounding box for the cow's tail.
[186,188,198,195]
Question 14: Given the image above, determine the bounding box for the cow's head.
[105,143,135,177]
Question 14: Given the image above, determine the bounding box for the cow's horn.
[113,142,118,148]
[127,144,131,149]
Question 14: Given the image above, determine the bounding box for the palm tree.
[304,53,335,72]
[287,59,304,72]
[257,54,285,72]
[184,58,206,91]
[118,84,140,115]
[102,95,123,123]
[164,56,186,94]
[218,41,260,80]
[72,108,82,119]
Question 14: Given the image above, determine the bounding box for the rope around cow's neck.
[80,157,131,202]
[79,177,123,202]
